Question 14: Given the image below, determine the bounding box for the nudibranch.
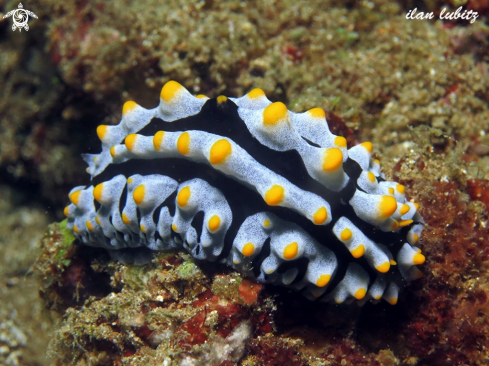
[65,81,425,305]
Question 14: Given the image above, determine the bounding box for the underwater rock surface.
[37,168,489,366]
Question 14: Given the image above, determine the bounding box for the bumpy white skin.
[66,81,425,306]
[173,179,232,260]
[229,212,338,297]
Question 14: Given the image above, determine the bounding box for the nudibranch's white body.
[65,81,425,305]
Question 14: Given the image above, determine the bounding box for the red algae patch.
[238,279,264,305]
[467,178,489,209]
[398,179,489,365]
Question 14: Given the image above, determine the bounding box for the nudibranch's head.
[65,80,425,306]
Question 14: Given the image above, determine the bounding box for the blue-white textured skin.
[66,82,425,305]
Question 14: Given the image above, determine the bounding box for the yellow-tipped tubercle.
[413,253,426,265]
[354,288,367,300]
[351,244,365,258]
[322,148,343,172]
[376,262,390,273]
[122,101,138,115]
[283,242,298,260]
[177,186,191,207]
[313,207,328,225]
[316,274,331,287]
[209,139,232,165]
[242,242,255,257]
[208,215,221,232]
[161,80,183,102]
[263,102,288,126]
[264,185,284,206]
[248,88,265,99]
[177,132,190,155]
[379,196,398,219]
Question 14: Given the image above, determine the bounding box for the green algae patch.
[37,220,76,274]
[175,260,201,280]
[122,265,151,291]
[53,220,76,267]
[211,274,242,300]
[35,221,112,311]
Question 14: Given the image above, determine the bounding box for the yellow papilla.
[248,88,265,99]
[209,139,232,164]
[122,213,130,225]
[86,221,94,231]
[322,148,343,172]
[308,107,326,119]
[263,219,270,227]
[375,262,390,273]
[354,288,367,300]
[316,274,331,287]
[264,185,284,206]
[177,132,190,155]
[208,215,221,232]
[334,136,347,148]
[63,206,69,217]
[96,125,107,141]
[283,242,298,260]
[177,186,191,207]
[125,134,138,151]
[388,297,398,305]
[93,184,104,203]
[399,219,413,227]
[396,184,405,194]
[400,204,410,215]
[69,190,81,205]
[413,253,426,265]
[340,228,352,241]
[313,207,328,225]
[351,244,365,258]
[153,131,165,151]
[367,172,376,183]
[361,141,373,153]
[160,80,183,102]
[263,102,288,126]
[216,95,228,104]
[122,101,137,115]
[379,195,398,218]
[242,242,255,257]
[133,185,145,206]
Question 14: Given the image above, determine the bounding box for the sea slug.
[65,81,425,305]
